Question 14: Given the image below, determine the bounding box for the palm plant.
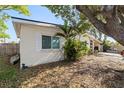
[56,20,90,61]
[74,16,91,40]
[55,20,76,40]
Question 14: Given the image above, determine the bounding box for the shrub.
[87,48,92,55]
[103,42,111,52]
[64,39,89,61]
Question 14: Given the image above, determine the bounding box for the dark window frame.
[42,35,60,49]
[42,35,51,49]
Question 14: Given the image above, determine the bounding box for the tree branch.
[0,6,12,12]
[112,6,118,16]
[118,12,124,26]
[118,5,124,14]
[76,5,108,35]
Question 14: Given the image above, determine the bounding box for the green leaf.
[0,31,10,39]
[11,5,30,16]
[0,5,30,39]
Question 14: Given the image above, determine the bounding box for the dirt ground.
[0,52,124,88]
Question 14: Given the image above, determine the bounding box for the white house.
[12,17,102,68]
[81,33,103,52]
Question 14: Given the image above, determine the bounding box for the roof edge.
[83,33,102,44]
[11,16,62,27]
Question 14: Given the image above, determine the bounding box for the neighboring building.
[12,17,102,68]
[111,43,124,53]
[81,33,102,53]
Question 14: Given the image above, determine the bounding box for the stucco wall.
[20,24,65,68]
[79,35,102,52]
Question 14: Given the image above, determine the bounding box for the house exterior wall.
[94,41,101,51]
[19,23,102,68]
[80,35,102,52]
[20,24,65,68]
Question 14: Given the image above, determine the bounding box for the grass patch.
[0,57,17,80]
[0,68,17,80]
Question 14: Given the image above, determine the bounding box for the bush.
[64,39,89,61]
[103,43,111,52]
[87,48,92,55]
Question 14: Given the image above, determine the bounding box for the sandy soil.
[16,52,124,88]
[0,52,124,88]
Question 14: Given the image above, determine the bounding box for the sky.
[5,5,115,42]
[5,5,64,42]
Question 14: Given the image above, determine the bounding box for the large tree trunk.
[105,17,124,45]
[76,5,124,46]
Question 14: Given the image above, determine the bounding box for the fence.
[0,43,19,56]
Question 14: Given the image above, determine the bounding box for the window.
[42,35,51,49]
[52,37,60,49]
[42,35,60,49]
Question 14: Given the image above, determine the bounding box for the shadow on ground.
[1,55,124,88]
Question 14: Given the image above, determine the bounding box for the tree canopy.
[0,31,10,43]
[0,5,30,31]
[44,5,124,46]
[0,5,30,41]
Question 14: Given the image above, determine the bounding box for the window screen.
[42,35,51,49]
[52,37,60,49]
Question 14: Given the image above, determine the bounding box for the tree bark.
[76,5,124,46]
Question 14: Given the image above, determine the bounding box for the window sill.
[40,48,63,51]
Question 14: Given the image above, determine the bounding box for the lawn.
[0,56,18,87]
[0,54,124,88]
